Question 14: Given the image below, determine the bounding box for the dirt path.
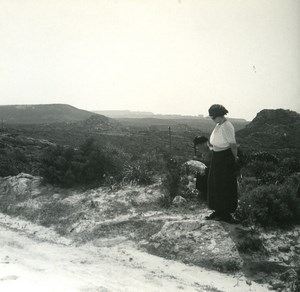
[0,219,270,292]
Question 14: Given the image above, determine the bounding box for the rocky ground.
[0,173,299,291]
[0,216,268,292]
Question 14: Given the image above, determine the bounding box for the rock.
[189,205,197,211]
[278,245,291,253]
[16,173,33,179]
[129,190,163,206]
[269,279,285,290]
[12,179,29,196]
[31,190,41,198]
[183,160,206,175]
[0,173,42,198]
[172,196,187,206]
[294,244,300,253]
[142,220,243,272]
[52,193,61,200]
[279,255,290,264]
[279,268,297,282]
[138,240,149,248]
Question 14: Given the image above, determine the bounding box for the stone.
[278,245,291,253]
[142,219,243,272]
[12,179,29,196]
[172,196,187,206]
[52,193,61,200]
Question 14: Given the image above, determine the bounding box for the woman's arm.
[229,143,238,161]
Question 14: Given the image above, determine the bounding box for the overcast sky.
[0,0,299,121]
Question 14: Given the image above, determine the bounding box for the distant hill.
[94,110,248,122]
[94,110,156,119]
[94,110,248,133]
[5,113,123,147]
[236,109,300,158]
[94,110,206,119]
[118,117,249,133]
[0,104,96,124]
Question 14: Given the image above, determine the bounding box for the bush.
[251,151,279,164]
[279,157,300,176]
[243,152,300,185]
[0,154,19,177]
[122,161,154,185]
[245,160,279,182]
[122,151,168,186]
[161,158,181,202]
[238,176,260,193]
[41,137,125,187]
[236,181,300,226]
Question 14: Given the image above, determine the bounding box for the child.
[193,136,212,201]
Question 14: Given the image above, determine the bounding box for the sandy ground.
[0,218,271,292]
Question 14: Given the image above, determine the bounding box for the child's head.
[193,136,209,155]
[193,136,208,146]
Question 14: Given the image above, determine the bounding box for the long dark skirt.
[207,149,237,214]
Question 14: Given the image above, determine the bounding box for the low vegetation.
[1,133,300,229]
[1,109,300,229]
[41,137,125,187]
[1,109,300,292]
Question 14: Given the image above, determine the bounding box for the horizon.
[1,102,299,122]
[1,0,299,121]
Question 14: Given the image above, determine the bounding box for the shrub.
[251,151,279,164]
[157,193,172,208]
[122,151,168,186]
[234,228,265,253]
[161,158,181,201]
[122,161,154,185]
[279,157,300,176]
[245,161,278,180]
[41,145,74,186]
[141,151,168,174]
[0,154,19,177]
[40,138,125,187]
[238,176,260,193]
[236,181,300,226]
[14,149,28,163]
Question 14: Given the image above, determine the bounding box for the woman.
[206,104,238,223]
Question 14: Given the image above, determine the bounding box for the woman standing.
[206,104,238,223]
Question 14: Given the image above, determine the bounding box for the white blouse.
[210,120,236,151]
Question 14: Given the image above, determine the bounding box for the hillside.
[236,109,300,158]
[0,108,300,291]
[0,132,53,177]
[0,174,295,291]
[0,104,96,124]
[5,113,123,147]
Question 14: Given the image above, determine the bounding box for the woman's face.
[212,116,222,124]
[212,116,225,124]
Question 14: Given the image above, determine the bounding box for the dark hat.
[208,104,228,118]
[193,135,208,145]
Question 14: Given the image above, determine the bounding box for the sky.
[0,0,299,121]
